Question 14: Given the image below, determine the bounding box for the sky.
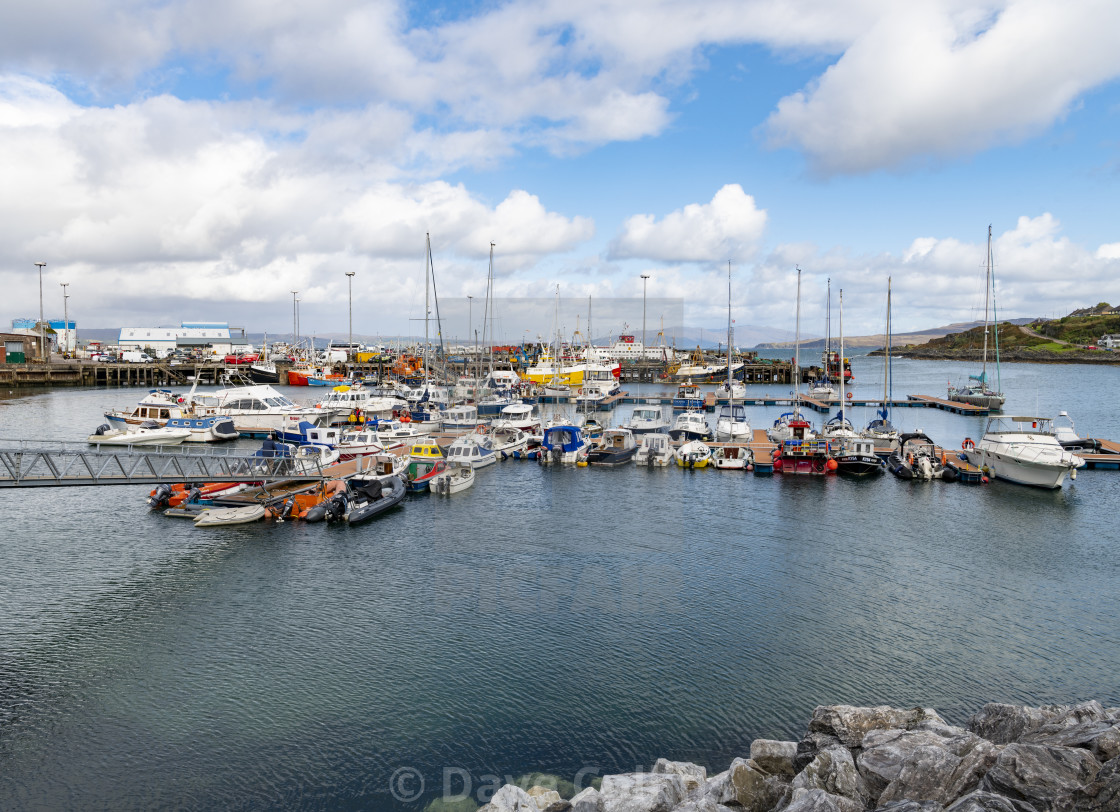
[2,0,1120,343]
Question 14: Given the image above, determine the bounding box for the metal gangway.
[0,439,337,488]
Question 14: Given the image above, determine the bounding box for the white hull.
[964,448,1078,488]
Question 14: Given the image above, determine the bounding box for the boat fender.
[942,466,958,483]
[962,438,974,450]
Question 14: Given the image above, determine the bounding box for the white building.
[118,323,246,356]
[1099,334,1120,350]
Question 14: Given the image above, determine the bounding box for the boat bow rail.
[0,439,332,488]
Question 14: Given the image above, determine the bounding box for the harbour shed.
[118,323,244,357]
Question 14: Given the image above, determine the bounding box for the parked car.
[224,353,259,365]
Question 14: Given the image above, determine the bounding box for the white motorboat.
[714,403,751,442]
[962,416,1085,488]
[209,383,339,436]
[676,440,712,468]
[293,443,342,470]
[104,388,238,442]
[711,444,752,470]
[633,433,674,466]
[428,459,476,494]
[479,425,530,457]
[623,405,670,435]
[371,419,429,446]
[441,404,486,432]
[88,421,192,446]
[311,384,397,424]
[446,434,498,469]
[668,411,712,442]
[304,426,394,459]
[717,380,747,400]
[491,402,541,432]
[1052,411,1101,452]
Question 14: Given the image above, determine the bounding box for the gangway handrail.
[0,443,331,488]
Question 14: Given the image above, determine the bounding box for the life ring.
[846,391,853,400]
[962,438,975,450]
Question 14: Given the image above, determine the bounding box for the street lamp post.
[60,282,70,357]
[467,295,473,373]
[34,262,47,363]
[640,274,650,360]
[291,290,299,359]
[345,272,355,362]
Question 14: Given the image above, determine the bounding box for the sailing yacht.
[863,277,899,447]
[715,261,751,443]
[820,289,858,444]
[768,267,817,444]
[948,226,1006,410]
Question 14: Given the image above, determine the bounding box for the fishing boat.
[88,421,192,446]
[887,432,959,481]
[539,424,589,465]
[428,460,476,494]
[247,333,281,384]
[622,405,670,435]
[961,416,1084,488]
[675,440,712,469]
[585,428,638,466]
[369,418,429,447]
[446,433,497,469]
[671,381,704,411]
[193,504,267,527]
[834,437,884,477]
[634,433,673,466]
[293,443,341,469]
[711,444,752,471]
[668,410,713,443]
[404,438,444,491]
[773,435,837,475]
[948,226,1006,411]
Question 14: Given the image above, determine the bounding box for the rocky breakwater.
[474,701,1120,812]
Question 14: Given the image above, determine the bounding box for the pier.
[0,361,245,388]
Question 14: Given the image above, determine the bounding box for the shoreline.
[461,701,1118,812]
[869,347,1120,365]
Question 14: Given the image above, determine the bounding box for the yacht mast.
[726,261,733,403]
[881,277,892,422]
[486,242,495,375]
[826,278,831,382]
[838,288,846,422]
[424,233,431,387]
[981,225,991,387]
[793,267,802,417]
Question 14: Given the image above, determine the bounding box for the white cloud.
[608,185,768,263]
[0,76,594,328]
[764,0,1120,174]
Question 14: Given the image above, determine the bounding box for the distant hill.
[756,318,1035,350]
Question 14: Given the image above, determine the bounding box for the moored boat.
[585,428,638,466]
[675,440,712,469]
[962,416,1084,488]
[89,421,192,446]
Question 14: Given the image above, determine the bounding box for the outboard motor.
[325,494,348,523]
[916,455,934,480]
[93,424,110,436]
[185,485,203,504]
[148,483,173,509]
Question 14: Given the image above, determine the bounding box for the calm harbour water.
[1,354,1118,810]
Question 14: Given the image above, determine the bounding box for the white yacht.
[623,405,670,435]
[962,416,1085,488]
[311,385,397,423]
[209,384,338,436]
[491,403,541,432]
[714,403,751,442]
[668,411,713,442]
[446,434,498,469]
[104,388,238,443]
[634,433,674,466]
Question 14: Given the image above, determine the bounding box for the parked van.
[121,351,153,363]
